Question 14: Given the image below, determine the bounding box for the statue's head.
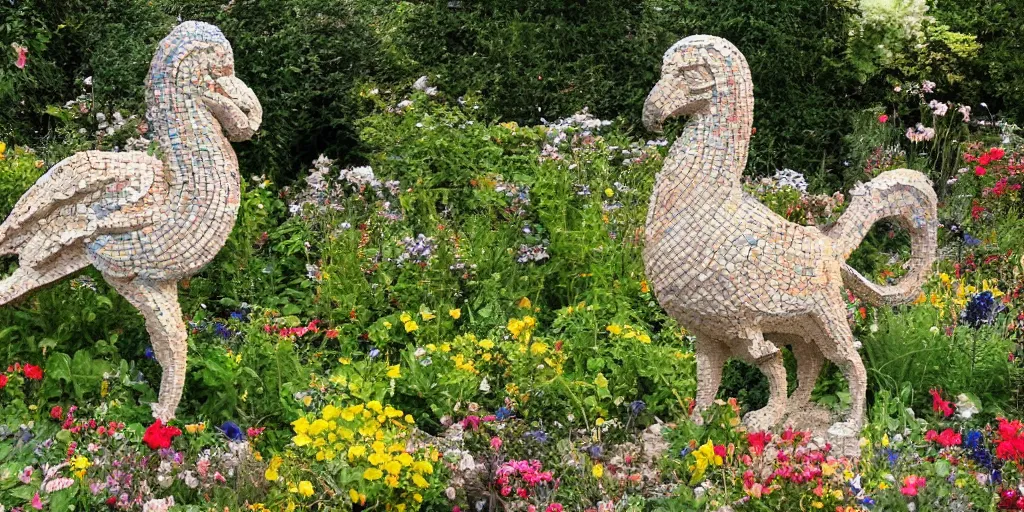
[147,21,263,142]
[642,35,749,133]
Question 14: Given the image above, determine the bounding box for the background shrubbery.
[3,0,1022,182]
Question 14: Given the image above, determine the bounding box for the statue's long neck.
[649,93,752,221]
[149,87,239,216]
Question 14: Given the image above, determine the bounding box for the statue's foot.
[827,420,861,438]
[151,402,175,423]
[743,405,784,432]
[784,400,833,429]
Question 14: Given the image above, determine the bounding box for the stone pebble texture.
[641,35,938,436]
[0,21,262,421]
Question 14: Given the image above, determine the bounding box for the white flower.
[928,100,948,116]
[445,487,457,500]
[921,80,936,93]
[83,76,93,86]
[955,394,979,420]
[772,168,808,192]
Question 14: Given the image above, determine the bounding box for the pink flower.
[546,505,564,512]
[490,436,503,452]
[878,114,888,123]
[975,166,987,176]
[31,492,43,509]
[925,428,962,447]
[901,475,926,496]
[13,44,28,70]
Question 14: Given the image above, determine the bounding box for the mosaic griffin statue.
[642,35,937,434]
[0,21,262,421]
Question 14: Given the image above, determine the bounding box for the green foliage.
[862,305,1018,417]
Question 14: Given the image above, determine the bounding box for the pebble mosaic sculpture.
[642,35,938,434]
[0,21,262,421]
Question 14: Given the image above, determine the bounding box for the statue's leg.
[692,330,727,424]
[741,327,786,432]
[811,303,866,432]
[103,276,187,422]
[0,249,90,306]
[787,341,825,413]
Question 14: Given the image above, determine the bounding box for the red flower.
[50,406,63,420]
[142,420,182,450]
[0,374,7,389]
[989,147,1006,160]
[747,431,772,456]
[925,428,962,447]
[975,166,987,176]
[23,364,43,380]
[878,114,889,123]
[929,388,954,417]
[979,154,992,166]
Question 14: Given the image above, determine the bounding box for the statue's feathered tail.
[826,169,938,306]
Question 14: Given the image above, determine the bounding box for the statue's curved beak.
[642,80,671,134]
[204,76,262,142]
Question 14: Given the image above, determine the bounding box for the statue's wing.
[0,150,163,268]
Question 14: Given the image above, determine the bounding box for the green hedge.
[2,0,1022,183]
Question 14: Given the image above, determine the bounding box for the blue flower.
[230,311,246,322]
[962,291,1002,328]
[859,496,876,508]
[220,421,244,441]
[585,444,603,458]
[524,430,548,443]
[629,400,646,415]
[144,347,155,360]
[368,348,381,359]
[495,407,513,421]
[963,233,982,246]
[885,448,899,466]
[214,323,232,339]
[679,447,692,458]
[993,469,1002,484]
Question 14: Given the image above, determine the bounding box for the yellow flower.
[518,296,532,309]
[449,308,461,319]
[297,480,314,498]
[592,463,604,478]
[404,320,419,332]
[348,445,367,460]
[604,187,614,197]
[367,400,383,413]
[640,280,650,293]
[595,373,608,388]
[412,473,430,488]
[420,310,436,321]
[413,493,423,503]
[479,339,495,350]
[321,404,341,421]
[383,320,393,329]
[0,142,6,156]
[387,365,402,378]
[308,419,329,436]
[349,489,362,504]
[185,422,206,434]
[385,475,400,488]
[812,501,823,509]
[606,324,622,335]
[385,460,403,476]
[71,455,91,470]
[440,343,451,353]
[878,482,890,490]
[302,395,312,407]
[363,468,383,481]
[400,312,412,323]
[821,462,835,477]
[881,434,889,447]
[265,456,283,481]
[293,433,312,446]
[530,342,548,355]
[412,460,434,474]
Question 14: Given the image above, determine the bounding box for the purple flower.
[144,347,155,359]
